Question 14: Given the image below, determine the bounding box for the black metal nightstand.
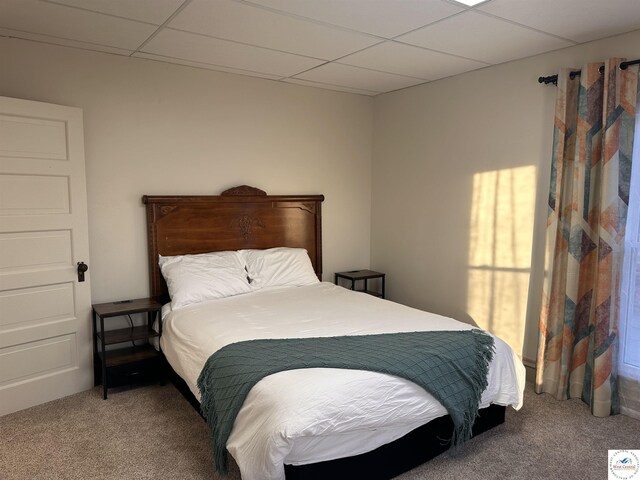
[92,297,163,399]
[335,270,386,299]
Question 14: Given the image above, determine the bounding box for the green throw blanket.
[197,329,495,474]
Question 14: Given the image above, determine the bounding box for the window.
[618,107,640,381]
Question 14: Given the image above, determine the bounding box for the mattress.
[160,282,526,480]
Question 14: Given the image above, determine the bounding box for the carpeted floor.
[0,382,638,479]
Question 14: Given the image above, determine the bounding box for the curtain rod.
[538,58,640,85]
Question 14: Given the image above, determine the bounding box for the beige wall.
[371,29,640,365]
[0,38,373,304]
[3,29,639,366]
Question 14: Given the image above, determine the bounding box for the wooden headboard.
[143,185,324,302]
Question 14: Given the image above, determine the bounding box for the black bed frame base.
[285,403,505,480]
[168,365,506,480]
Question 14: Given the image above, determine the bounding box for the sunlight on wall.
[468,165,537,356]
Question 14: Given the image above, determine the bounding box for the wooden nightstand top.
[335,270,385,281]
[92,297,162,318]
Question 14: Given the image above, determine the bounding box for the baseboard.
[619,376,640,420]
[621,406,640,420]
[522,357,536,384]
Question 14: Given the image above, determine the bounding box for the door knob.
[77,261,88,282]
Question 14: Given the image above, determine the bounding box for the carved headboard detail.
[221,185,267,196]
[143,186,324,302]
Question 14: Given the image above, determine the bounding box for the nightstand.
[92,297,163,399]
[335,270,386,299]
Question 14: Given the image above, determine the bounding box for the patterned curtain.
[536,58,639,417]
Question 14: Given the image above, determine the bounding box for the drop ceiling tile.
[0,0,158,50]
[168,0,381,60]
[133,52,283,79]
[293,63,425,93]
[0,27,134,55]
[479,0,640,43]
[283,78,379,96]
[339,41,487,81]
[246,0,464,38]
[142,28,325,77]
[398,10,573,64]
[45,0,184,25]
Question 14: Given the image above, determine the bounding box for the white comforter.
[160,282,526,480]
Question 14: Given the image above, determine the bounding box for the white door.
[0,96,92,415]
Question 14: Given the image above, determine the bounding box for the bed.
[142,186,525,480]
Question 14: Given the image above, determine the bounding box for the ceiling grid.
[0,0,639,95]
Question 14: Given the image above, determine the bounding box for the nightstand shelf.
[98,325,159,345]
[335,270,386,299]
[101,345,160,368]
[92,297,163,399]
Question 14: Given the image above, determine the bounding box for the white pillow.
[159,251,251,309]
[240,247,319,290]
